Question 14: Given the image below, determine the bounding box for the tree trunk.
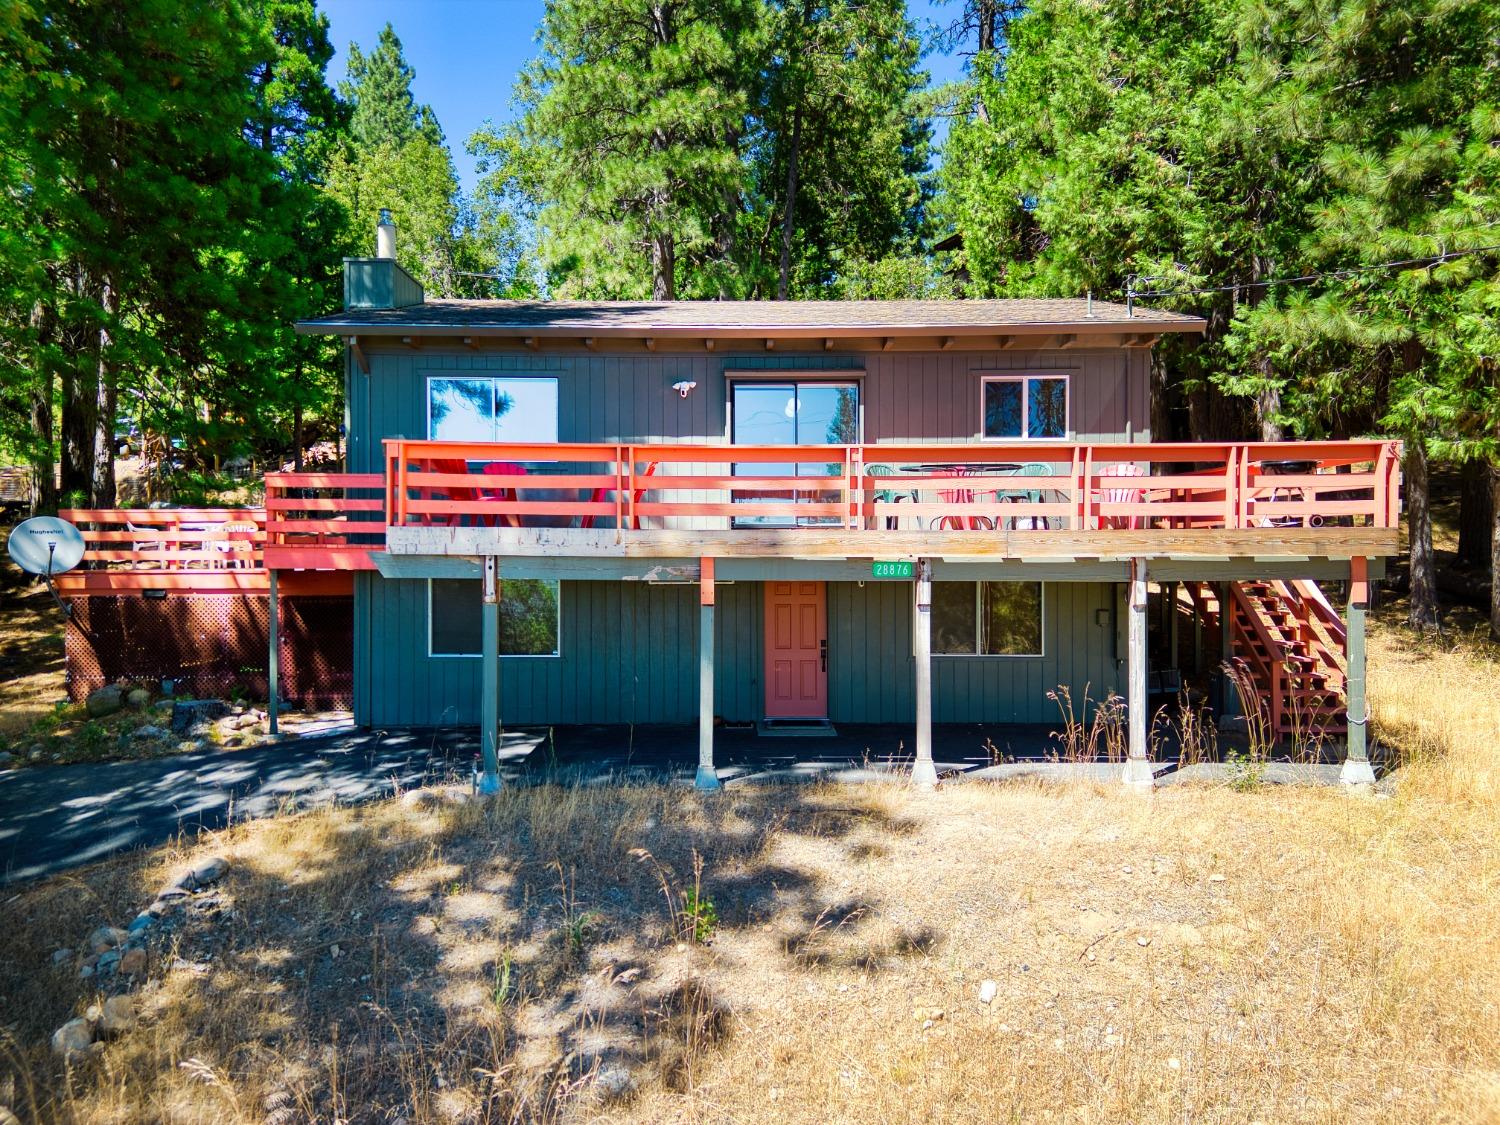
[777,103,803,302]
[59,266,96,502]
[1456,459,1494,571]
[1405,440,1438,630]
[650,225,675,301]
[1490,464,1500,642]
[91,277,118,507]
[27,299,58,516]
[293,399,304,472]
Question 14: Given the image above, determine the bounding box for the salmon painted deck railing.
[57,473,384,590]
[382,439,1401,533]
[53,439,1399,585]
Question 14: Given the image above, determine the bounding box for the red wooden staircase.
[1189,580,1348,738]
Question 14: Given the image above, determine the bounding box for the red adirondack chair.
[580,461,657,529]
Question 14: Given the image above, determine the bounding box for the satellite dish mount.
[7,516,87,620]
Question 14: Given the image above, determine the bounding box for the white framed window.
[427,376,559,442]
[980,374,1070,440]
[428,578,561,658]
[930,581,1044,656]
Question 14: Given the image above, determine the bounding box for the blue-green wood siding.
[355,576,1119,727]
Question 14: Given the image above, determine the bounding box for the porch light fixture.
[672,380,697,398]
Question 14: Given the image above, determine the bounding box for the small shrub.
[680,889,718,944]
[75,721,109,756]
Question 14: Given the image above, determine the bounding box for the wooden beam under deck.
[385,526,1398,564]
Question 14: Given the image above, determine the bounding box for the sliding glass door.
[731,382,859,527]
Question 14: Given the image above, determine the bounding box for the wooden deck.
[381,437,1401,562]
[53,438,1401,591]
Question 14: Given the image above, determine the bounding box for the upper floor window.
[427,377,559,442]
[981,374,1069,440]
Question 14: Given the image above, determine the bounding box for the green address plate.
[871,560,914,579]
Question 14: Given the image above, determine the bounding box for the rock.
[1207,873,1226,883]
[119,948,148,976]
[96,950,121,973]
[131,725,167,741]
[169,699,228,736]
[127,912,153,935]
[400,788,443,810]
[126,688,151,709]
[88,926,127,953]
[29,748,43,762]
[190,855,229,886]
[0,751,12,766]
[98,995,136,1036]
[1136,935,1151,947]
[1167,1057,1182,1070]
[85,685,124,718]
[330,943,342,959]
[51,1016,95,1060]
[232,713,260,731]
[595,1064,633,1098]
[52,947,73,966]
[978,979,998,1004]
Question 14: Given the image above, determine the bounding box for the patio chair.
[416,458,483,527]
[214,520,259,568]
[1098,462,1146,529]
[125,518,166,570]
[579,461,657,529]
[994,462,1055,531]
[863,464,916,530]
[479,460,528,528]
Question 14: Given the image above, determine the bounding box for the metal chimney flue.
[376,208,396,259]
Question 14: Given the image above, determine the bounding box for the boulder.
[99,995,136,1035]
[51,947,73,966]
[170,699,228,736]
[126,688,151,709]
[131,725,167,741]
[0,751,12,767]
[85,685,123,718]
[51,1016,95,1060]
[169,854,230,892]
[88,925,127,954]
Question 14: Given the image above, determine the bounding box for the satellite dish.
[7,516,86,577]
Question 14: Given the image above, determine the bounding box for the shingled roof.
[299,297,1204,337]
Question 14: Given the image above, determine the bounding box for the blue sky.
[322,0,970,197]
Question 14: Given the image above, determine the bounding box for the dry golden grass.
[0,615,1497,1123]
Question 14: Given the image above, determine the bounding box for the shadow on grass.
[0,777,940,1120]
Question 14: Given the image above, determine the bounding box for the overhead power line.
[1125,242,1500,308]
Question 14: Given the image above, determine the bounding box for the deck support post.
[1341,557,1375,785]
[696,558,721,790]
[1123,557,1154,790]
[478,555,503,795]
[912,558,938,789]
[267,568,279,737]
[1217,581,1241,723]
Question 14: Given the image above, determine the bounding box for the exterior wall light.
[672,381,697,398]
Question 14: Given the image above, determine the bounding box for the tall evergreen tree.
[752,0,932,299]
[331,23,520,298]
[478,0,765,300]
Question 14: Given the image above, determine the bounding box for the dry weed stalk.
[1046,684,1126,763]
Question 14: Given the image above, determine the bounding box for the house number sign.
[871,560,914,579]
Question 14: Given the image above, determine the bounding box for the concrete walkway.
[0,720,1288,886]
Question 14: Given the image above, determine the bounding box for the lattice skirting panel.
[66,594,352,710]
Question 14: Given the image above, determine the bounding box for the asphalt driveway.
[0,721,1081,885]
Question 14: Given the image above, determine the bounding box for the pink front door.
[764,582,827,719]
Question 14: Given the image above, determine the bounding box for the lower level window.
[429,578,561,657]
[932,581,1043,656]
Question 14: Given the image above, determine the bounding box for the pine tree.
[482,0,764,300]
[332,22,519,298]
[753,0,932,299]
